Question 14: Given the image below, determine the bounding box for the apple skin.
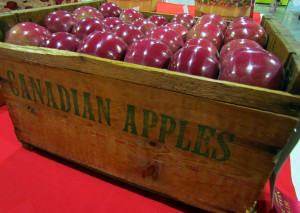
[99,2,122,18]
[184,38,219,57]
[71,17,110,40]
[42,32,80,52]
[124,39,173,69]
[73,6,104,20]
[111,23,145,46]
[196,14,227,33]
[119,9,144,24]
[168,45,219,79]
[187,23,223,50]
[5,22,51,47]
[77,31,128,61]
[132,19,156,35]
[224,21,268,47]
[219,38,263,63]
[147,15,168,27]
[164,22,188,42]
[230,17,256,27]
[219,47,284,90]
[145,26,184,53]
[170,13,195,30]
[102,17,125,30]
[44,10,77,33]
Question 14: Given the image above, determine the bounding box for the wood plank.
[0,57,297,212]
[286,55,300,94]
[0,88,4,106]
[0,44,299,117]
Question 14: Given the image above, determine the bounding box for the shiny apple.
[99,2,122,18]
[187,23,223,50]
[132,19,156,35]
[119,9,144,24]
[229,17,256,27]
[184,38,219,57]
[44,10,77,33]
[196,14,227,33]
[219,38,263,63]
[111,23,145,46]
[168,45,219,78]
[73,6,104,20]
[147,15,168,27]
[5,22,51,46]
[170,13,195,30]
[224,21,268,47]
[145,26,183,53]
[102,17,125,30]
[42,32,80,52]
[124,39,173,68]
[77,31,128,60]
[219,47,284,90]
[164,22,188,42]
[71,17,110,40]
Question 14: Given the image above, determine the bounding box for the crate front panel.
[0,57,297,212]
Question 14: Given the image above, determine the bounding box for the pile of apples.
[4,2,284,90]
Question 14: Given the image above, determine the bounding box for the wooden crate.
[0,89,4,106]
[0,2,300,212]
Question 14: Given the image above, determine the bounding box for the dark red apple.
[71,17,110,40]
[229,17,256,27]
[170,13,195,30]
[4,1,18,10]
[77,31,128,61]
[44,10,77,33]
[124,39,173,68]
[145,26,183,53]
[73,6,104,20]
[147,15,168,27]
[184,38,219,57]
[224,21,268,47]
[219,38,263,63]
[219,47,284,90]
[196,14,227,33]
[102,17,125,30]
[42,32,80,52]
[119,9,144,24]
[187,23,223,50]
[164,22,188,42]
[99,2,122,18]
[132,19,156,35]
[5,22,51,47]
[168,45,219,79]
[111,23,144,46]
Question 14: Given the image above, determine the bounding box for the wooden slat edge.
[286,55,300,94]
[0,43,299,117]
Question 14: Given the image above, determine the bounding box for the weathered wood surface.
[0,88,4,106]
[286,55,300,94]
[0,56,298,212]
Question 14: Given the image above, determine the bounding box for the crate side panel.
[286,55,300,94]
[0,58,297,212]
[0,14,18,42]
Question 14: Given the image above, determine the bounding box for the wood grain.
[286,55,300,94]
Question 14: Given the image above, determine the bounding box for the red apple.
[4,1,18,10]
[42,32,80,52]
[119,9,144,24]
[124,39,173,68]
[71,17,110,40]
[132,19,156,35]
[168,45,219,79]
[170,13,195,30]
[219,38,263,63]
[184,38,219,57]
[73,6,104,21]
[77,31,128,61]
[165,22,188,42]
[187,23,223,50]
[229,17,256,27]
[145,26,184,53]
[5,22,51,47]
[111,23,144,46]
[224,21,268,47]
[196,14,227,33]
[44,10,77,33]
[99,2,122,18]
[219,47,284,90]
[147,15,168,27]
[102,17,125,30]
